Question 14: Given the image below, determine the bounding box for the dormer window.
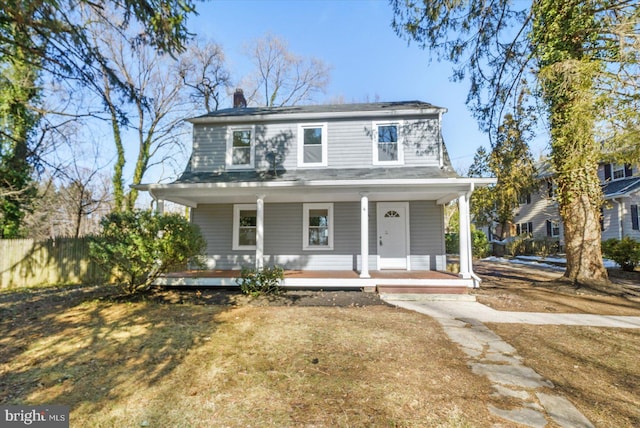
[373,122,403,165]
[227,127,254,169]
[298,123,327,167]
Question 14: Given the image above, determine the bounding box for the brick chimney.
[233,88,247,108]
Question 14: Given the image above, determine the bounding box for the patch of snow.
[482,256,619,270]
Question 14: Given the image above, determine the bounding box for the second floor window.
[298,123,327,167]
[604,163,633,181]
[373,122,403,165]
[227,127,254,169]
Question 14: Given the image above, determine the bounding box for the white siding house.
[509,161,640,246]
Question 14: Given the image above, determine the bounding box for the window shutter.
[632,205,639,230]
[546,220,552,237]
[604,164,612,181]
[528,222,533,234]
[625,164,633,178]
[516,224,521,235]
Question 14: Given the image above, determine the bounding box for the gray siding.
[192,200,447,271]
[402,118,441,166]
[409,201,445,254]
[603,194,640,241]
[409,201,445,270]
[255,123,297,170]
[189,116,442,173]
[191,125,226,172]
[326,120,372,167]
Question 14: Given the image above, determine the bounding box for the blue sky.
[188,0,508,173]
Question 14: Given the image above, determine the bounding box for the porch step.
[379,293,476,302]
[376,285,469,295]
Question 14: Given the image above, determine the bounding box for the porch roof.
[603,176,640,199]
[134,172,496,207]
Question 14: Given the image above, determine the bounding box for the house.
[136,95,495,290]
[507,161,640,246]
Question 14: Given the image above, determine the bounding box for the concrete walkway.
[380,298,640,427]
[384,299,640,329]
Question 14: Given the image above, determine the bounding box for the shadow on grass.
[0,284,234,415]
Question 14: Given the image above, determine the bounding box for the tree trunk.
[558,181,608,284]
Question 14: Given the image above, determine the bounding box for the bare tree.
[243,34,331,107]
[179,39,232,113]
[86,8,191,211]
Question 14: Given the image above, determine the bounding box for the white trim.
[138,177,497,191]
[226,126,255,169]
[372,121,404,165]
[303,203,334,251]
[256,196,265,269]
[232,204,257,250]
[360,194,370,278]
[297,122,328,167]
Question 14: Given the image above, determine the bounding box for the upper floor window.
[518,193,531,205]
[298,123,327,167]
[604,163,633,181]
[373,122,403,165]
[227,127,254,169]
[303,203,333,250]
[232,204,257,250]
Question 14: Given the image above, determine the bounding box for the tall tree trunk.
[534,0,609,285]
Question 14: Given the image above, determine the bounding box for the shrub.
[471,229,490,258]
[445,232,459,254]
[602,237,640,272]
[236,266,285,296]
[445,230,490,258]
[90,210,206,294]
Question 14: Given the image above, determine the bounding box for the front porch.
[157,269,473,294]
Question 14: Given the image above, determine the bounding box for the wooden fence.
[0,237,107,290]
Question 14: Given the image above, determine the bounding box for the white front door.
[377,202,409,269]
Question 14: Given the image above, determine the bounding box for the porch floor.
[159,269,472,294]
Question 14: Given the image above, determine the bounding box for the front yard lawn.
[1,286,504,427]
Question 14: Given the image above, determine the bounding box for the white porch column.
[155,199,165,215]
[360,193,370,278]
[256,194,265,270]
[458,193,472,279]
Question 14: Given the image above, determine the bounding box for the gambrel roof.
[188,101,446,123]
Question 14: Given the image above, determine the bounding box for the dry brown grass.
[0,287,508,427]
[473,260,640,427]
[489,324,640,427]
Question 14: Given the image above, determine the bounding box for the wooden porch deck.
[159,269,472,294]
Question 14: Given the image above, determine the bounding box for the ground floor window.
[303,203,333,250]
[516,222,533,236]
[546,220,560,237]
[233,204,257,250]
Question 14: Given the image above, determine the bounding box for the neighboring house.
[136,96,494,288]
[507,161,640,246]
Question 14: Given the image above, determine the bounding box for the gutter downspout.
[465,182,482,288]
[612,197,623,240]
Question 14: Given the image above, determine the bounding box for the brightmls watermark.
[1,406,69,427]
